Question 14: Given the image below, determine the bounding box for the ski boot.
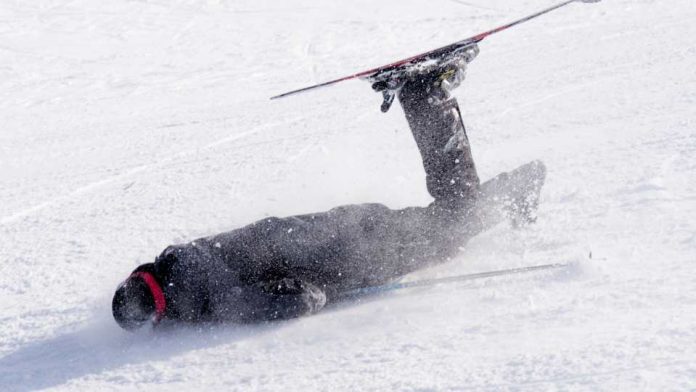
[369,43,479,112]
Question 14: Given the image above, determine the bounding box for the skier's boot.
[370,43,479,112]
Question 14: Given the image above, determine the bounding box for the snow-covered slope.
[1,0,695,390]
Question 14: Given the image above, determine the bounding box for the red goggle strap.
[130,271,166,322]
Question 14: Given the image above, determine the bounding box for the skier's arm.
[208,278,327,323]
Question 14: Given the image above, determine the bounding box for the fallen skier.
[112,50,546,330]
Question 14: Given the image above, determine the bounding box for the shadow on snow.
[0,317,282,391]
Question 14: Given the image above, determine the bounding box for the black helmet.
[112,276,156,331]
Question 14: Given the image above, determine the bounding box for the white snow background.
[1,0,695,390]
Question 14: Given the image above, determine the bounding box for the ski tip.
[270,92,289,100]
[271,86,315,100]
[270,85,318,100]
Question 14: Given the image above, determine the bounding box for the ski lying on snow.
[338,263,567,300]
[271,0,600,100]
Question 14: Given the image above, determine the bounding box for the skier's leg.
[374,57,546,278]
[358,65,483,272]
[397,67,480,218]
[391,67,546,251]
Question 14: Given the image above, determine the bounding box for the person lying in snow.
[112,49,546,330]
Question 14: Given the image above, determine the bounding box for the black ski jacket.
[132,201,457,323]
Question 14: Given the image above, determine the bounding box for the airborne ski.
[271,0,600,100]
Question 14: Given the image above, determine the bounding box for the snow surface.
[1,0,695,390]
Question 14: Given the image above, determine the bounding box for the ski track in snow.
[0,116,306,225]
[1,0,696,390]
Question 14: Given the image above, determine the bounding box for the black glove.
[256,278,327,320]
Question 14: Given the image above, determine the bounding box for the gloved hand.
[259,278,327,316]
